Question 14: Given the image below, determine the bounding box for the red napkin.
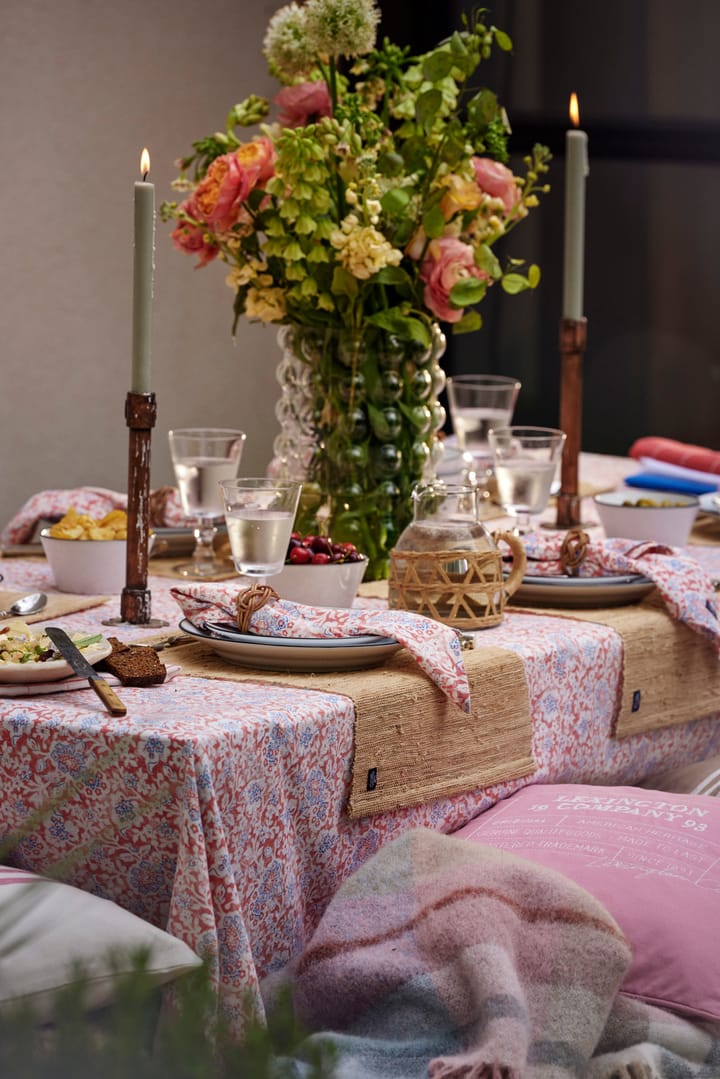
[629,437,720,477]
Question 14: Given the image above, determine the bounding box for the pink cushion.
[453,784,720,1021]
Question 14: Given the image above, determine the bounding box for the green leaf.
[422,50,454,82]
[449,277,487,306]
[371,265,413,286]
[366,309,431,345]
[527,263,542,288]
[380,188,411,216]
[475,244,502,279]
[422,205,446,239]
[453,310,484,334]
[331,267,359,298]
[501,273,531,294]
[494,29,513,51]
[416,88,443,130]
[466,88,499,131]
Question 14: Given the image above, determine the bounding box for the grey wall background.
[2,0,719,532]
[1,0,282,530]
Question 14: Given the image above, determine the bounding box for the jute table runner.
[159,638,535,818]
[509,593,720,738]
[0,588,109,624]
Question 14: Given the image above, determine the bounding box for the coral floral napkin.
[520,532,720,653]
[171,582,471,712]
[1,487,185,546]
[629,436,720,478]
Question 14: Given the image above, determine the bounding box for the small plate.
[0,635,113,684]
[180,619,402,672]
[510,573,655,608]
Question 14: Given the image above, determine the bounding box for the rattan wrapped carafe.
[388,483,526,629]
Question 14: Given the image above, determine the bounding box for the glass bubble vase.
[270,323,447,580]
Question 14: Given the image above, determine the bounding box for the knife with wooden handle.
[45,626,127,716]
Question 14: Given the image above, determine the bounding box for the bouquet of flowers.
[162,0,550,577]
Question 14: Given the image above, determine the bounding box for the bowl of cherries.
[273,533,368,608]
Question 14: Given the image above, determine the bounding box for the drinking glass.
[220,478,302,584]
[488,426,566,534]
[168,427,247,578]
[446,374,521,487]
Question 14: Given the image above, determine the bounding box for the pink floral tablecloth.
[1,462,719,1033]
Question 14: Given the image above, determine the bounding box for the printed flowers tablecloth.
[1,537,719,1033]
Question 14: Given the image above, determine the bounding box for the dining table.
[1,452,719,1035]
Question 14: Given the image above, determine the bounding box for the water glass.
[220,478,302,581]
[446,374,521,486]
[488,426,566,534]
[168,427,247,578]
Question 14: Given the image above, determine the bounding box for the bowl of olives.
[593,490,700,547]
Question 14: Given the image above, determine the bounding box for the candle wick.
[142,171,149,182]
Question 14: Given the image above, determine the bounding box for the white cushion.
[0,867,202,1021]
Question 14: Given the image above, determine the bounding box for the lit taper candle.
[562,94,589,320]
[132,148,155,394]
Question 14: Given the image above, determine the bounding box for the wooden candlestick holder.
[104,391,168,627]
[555,316,588,529]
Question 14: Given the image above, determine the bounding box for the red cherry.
[311,552,331,564]
[289,545,312,564]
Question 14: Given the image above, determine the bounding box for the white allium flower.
[304,0,380,60]
[263,3,315,81]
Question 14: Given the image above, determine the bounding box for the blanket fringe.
[428,1061,519,1079]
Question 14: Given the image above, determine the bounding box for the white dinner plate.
[0,636,113,684]
[510,573,655,608]
[699,493,720,517]
[180,619,403,672]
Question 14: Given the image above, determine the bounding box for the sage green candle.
[562,98,589,320]
[132,148,155,394]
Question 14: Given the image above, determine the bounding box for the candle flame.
[140,148,151,179]
[569,93,580,127]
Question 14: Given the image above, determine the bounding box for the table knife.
[45,626,127,716]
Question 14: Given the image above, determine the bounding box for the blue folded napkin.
[624,472,718,496]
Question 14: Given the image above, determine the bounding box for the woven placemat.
[0,588,110,624]
[159,637,535,818]
[509,593,720,738]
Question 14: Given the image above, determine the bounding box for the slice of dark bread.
[97,637,166,686]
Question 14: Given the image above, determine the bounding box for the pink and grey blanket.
[268,829,720,1078]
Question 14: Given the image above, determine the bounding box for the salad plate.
[699,493,720,518]
[0,628,112,683]
[510,573,655,608]
[181,619,402,672]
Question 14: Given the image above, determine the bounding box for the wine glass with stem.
[446,374,521,491]
[220,478,302,586]
[168,427,247,578]
[488,426,566,534]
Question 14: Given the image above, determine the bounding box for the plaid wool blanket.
[267,829,720,1078]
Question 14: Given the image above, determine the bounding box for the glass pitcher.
[388,482,527,629]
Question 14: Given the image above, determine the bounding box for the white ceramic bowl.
[40,530,127,594]
[273,557,368,608]
[593,490,699,547]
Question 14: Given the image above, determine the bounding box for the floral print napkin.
[520,532,719,653]
[171,582,471,712]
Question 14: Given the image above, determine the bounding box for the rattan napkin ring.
[235,584,279,632]
[560,528,589,577]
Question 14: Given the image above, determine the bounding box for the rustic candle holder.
[555,316,588,529]
[103,391,168,627]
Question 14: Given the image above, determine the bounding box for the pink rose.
[235,136,276,186]
[187,152,252,231]
[275,81,332,128]
[419,236,489,323]
[472,157,521,213]
[171,213,218,268]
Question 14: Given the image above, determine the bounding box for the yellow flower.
[245,286,287,322]
[330,216,402,280]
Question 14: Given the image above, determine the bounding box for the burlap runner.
[509,593,720,738]
[0,588,109,624]
[159,637,535,818]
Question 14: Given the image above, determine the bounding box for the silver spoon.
[0,592,48,619]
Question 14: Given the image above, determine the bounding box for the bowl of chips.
[40,508,129,594]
